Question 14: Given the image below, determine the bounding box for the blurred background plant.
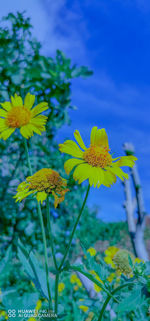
[0,12,150,321]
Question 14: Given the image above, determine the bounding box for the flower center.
[6,106,31,128]
[27,168,65,193]
[83,146,112,168]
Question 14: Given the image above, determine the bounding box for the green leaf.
[117,288,143,313]
[0,245,12,274]
[17,240,49,299]
[2,292,39,321]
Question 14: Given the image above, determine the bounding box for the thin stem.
[55,273,59,314]
[46,197,58,270]
[23,138,32,175]
[97,282,133,321]
[59,184,90,271]
[37,202,52,309]
[23,138,52,309]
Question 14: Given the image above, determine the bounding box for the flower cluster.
[0,92,137,207]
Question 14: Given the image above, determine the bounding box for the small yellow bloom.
[14,168,69,207]
[70,274,82,287]
[58,282,65,293]
[134,257,143,264]
[87,247,97,256]
[107,272,116,282]
[35,299,42,311]
[28,318,36,321]
[79,305,88,312]
[104,246,119,268]
[0,310,8,319]
[59,127,137,187]
[0,93,48,139]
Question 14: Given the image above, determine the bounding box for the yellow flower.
[35,299,42,311]
[134,257,143,264]
[87,247,97,256]
[59,127,137,187]
[58,282,65,293]
[107,272,116,282]
[0,93,48,139]
[90,270,103,292]
[0,310,8,319]
[70,274,82,287]
[28,318,36,321]
[79,305,88,312]
[14,168,69,207]
[104,246,119,268]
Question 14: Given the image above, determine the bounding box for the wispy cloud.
[40,0,89,62]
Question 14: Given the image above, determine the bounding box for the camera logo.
[8,309,16,318]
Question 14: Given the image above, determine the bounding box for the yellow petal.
[104,256,113,265]
[95,128,109,148]
[91,167,100,187]
[0,128,15,140]
[20,124,34,139]
[59,140,83,158]
[90,126,98,145]
[74,130,87,150]
[96,167,104,187]
[109,167,128,181]
[0,109,7,118]
[24,93,35,109]
[30,115,47,126]
[36,191,47,203]
[31,102,48,117]
[0,119,8,131]
[0,102,12,111]
[112,155,137,168]
[30,125,43,135]
[79,305,88,312]
[73,163,92,184]
[11,94,23,107]
[102,170,116,187]
[64,158,85,175]
[87,247,96,256]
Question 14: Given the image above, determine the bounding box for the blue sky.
[1,0,150,221]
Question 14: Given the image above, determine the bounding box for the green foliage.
[0,11,92,255]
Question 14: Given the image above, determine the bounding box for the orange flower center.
[6,106,31,128]
[83,146,112,168]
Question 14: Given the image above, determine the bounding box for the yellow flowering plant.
[0,93,48,140]
[1,89,143,321]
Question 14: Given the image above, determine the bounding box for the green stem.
[23,138,52,309]
[37,202,52,309]
[97,282,133,321]
[55,273,59,315]
[59,184,90,271]
[67,265,119,303]
[23,138,32,175]
[46,197,58,270]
